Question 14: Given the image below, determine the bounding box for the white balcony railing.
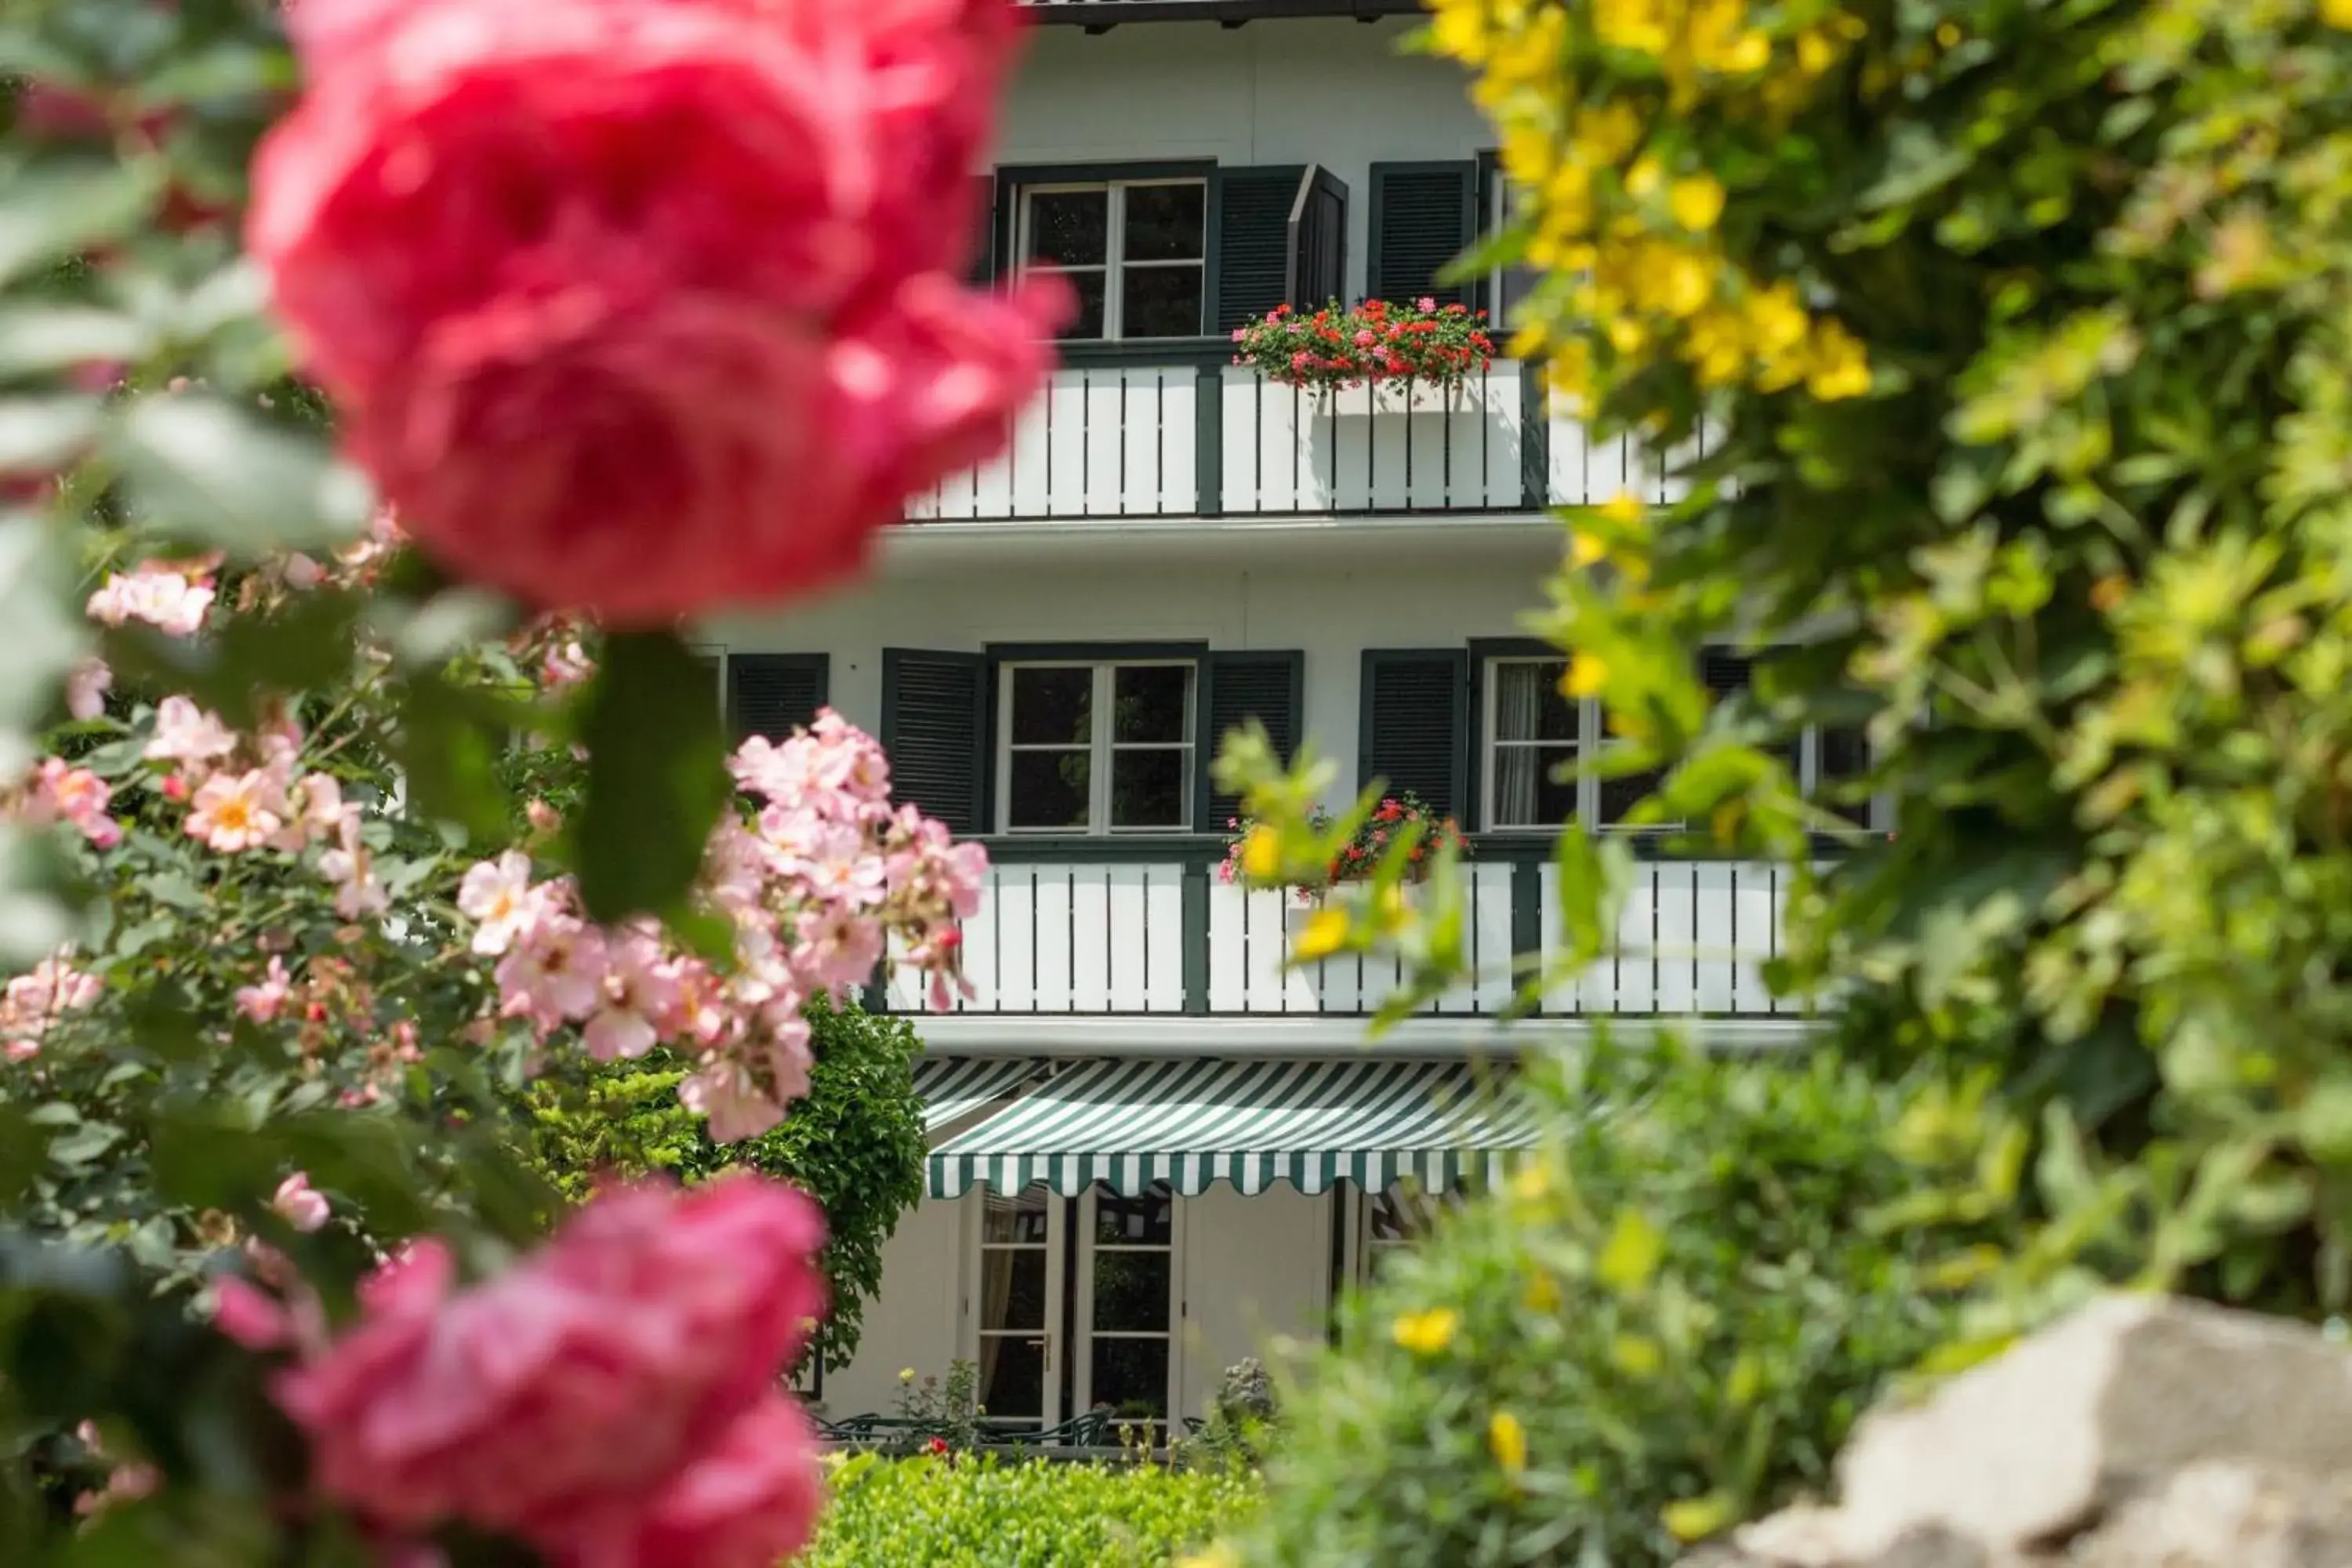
[906,355,1713,524]
[880,845,1815,1019]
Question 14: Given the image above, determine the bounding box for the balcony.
[906,349,1706,525]
[879,840,1820,1021]
[1021,0,1422,25]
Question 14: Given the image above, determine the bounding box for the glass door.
[971,1185,1064,1433]
[1076,1181,1182,1442]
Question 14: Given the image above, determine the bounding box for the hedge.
[794,1454,1255,1567]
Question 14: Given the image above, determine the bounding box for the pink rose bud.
[272,1172,332,1232]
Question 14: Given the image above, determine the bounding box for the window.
[1361,1188,1457,1281]
[1081,1184,1180,1439]
[999,661,1195,834]
[1019,180,1207,342]
[1478,651,1875,833]
[1484,657,1581,830]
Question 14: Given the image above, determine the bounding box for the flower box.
[1230,298,1498,396]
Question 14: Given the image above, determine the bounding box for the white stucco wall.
[824,1195,964,1422]
[997,20,1491,305]
[1178,1183,1330,1421]
[703,531,1563,816]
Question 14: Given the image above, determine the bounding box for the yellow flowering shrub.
[1215,0,2352,1419]
[1208,1041,1998,1567]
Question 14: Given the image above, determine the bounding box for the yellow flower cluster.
[1425,0,1876,408]
[1392,1306,1462,1354]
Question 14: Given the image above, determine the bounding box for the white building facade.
[703,1,1858,1437]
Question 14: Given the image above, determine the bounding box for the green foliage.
[520,997,926,1370]
[797,1454,1255,1568]
[1228,1040,2004,1568]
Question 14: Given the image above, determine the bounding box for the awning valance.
[912,1056,1040,1134]
[927,1057,1535,1199]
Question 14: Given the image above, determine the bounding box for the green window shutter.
[1359,649,1468,822]
[1368,162,1478,307]
[727,653,829,744]
[1288,166,1348,311]
[967,172,1000,286]
[881,648,989,835]
[1196,651,1305,832]
[1213,165,1307,329]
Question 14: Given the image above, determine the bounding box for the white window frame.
[1354,1185,1459,1284]
[1016,178,1208,342]
[961,1184,1069,1433]
[1478,653,1883,834]
[996,659,1196,837]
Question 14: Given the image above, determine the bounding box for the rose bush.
[251,0,1066,625]
[0,2,1054,1553]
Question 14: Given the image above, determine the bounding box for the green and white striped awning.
[912,1057,1041,1134]
[928,1057,1535,1199]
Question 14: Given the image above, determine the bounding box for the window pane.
[1112,665,1190,743]
[978,1248,1047,1332]
[1092,1253,1171,1334]
[1123,183,1205,261]
[1110,748,1188,829]
[977,1335,1045,1421]
[1093,1183,1174,1247]
[1040,270,1105,340]
[1089,1337,1170,1423]
[1011,666,1092,745]
[1599,762,1666,826]
[1492,742,1577,829]
[1494,660,1577,742]
[983,1186,1053,1246]
[1120,264,1203,339]
[1028,189,1109,266]
[1009,751,1091,830]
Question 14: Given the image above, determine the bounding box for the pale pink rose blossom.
[146,696,238,767]
[237,956,295,1024]
[319,811,391,919]
[267,1178,826,1554]
[582,931,679,1062]
[187,769,286,853]
[272,1172,332,1233]
[85,564,215,637]
[29,758,121,848]
[678,1061,786,1145]
[65,658,111,720]
[0,954,101,1060]
[495,916,608,1033]
[457,851,541,956]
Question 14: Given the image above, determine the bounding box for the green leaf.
[0,394,102,475]
[107,394,370,557]
[572,630,729,924]
[0,157,163,290]
[0,305,149,379]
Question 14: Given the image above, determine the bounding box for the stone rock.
[1690,1294,2352,1568]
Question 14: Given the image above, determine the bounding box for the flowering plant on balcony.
[1231,299,1498,393]
[1221,794,1470,902]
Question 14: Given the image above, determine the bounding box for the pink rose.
[550,1394,822,1568]
[249,0,1065,626]
[271,1176,826,1547]
[271,1171,332,1233]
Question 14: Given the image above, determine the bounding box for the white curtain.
[1492,663,1547,825]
